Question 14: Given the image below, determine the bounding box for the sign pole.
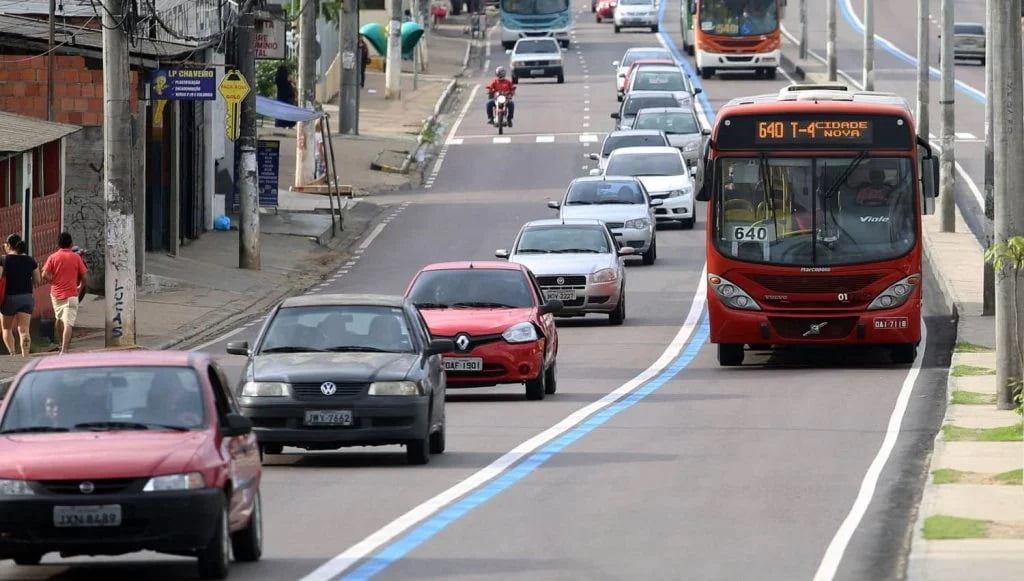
[230,0,260,270]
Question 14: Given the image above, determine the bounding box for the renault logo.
[455,334,471,351]
[556,276,565,285]
[803,322,829,337]
[320,381,337,395]
[79,481,95,494]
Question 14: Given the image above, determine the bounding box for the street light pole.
[862,0,874,90]
[827,0,837,82]
[937,0,955,233]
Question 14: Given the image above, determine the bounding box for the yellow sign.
[225,104,240,141]
[218,70,250,103]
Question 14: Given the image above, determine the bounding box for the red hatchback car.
[406,262,562,400]
[0,351,262,580]
[596,0,617,22]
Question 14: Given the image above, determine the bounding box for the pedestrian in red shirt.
[42,232,87,354]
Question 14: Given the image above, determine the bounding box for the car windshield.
[634,111,700,134]
[622,50,672,67]
[602,134,667,155]
[713,157,917,266]
[698,0,779,36]
[566,180,645,204]
[500,0,570,15]
[409,269,536,308]
[623,96,679,116]
[516,226,612,254]
[259,305,414,353]
[0,366,206,433]
[607,153,685,176]
[632,71,686,91]
[954,24,984,35]
[515,40,559,54]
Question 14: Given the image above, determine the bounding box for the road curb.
[399,78,459,174]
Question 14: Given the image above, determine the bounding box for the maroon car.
[596,0,617,22]
[0,351,263,580]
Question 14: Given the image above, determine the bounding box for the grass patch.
[994,469,1023,485]
[954,342,994,353]
[952,364,996,377]
[951,390,997,405]
[932,468,966,484]
[943,423,1024,442]
[923,515,990,540]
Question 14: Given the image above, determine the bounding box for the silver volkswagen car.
[495,219,634,324]
[547,176,661,265]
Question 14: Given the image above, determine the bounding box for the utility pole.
[826,0,836,82]
[101,0,136,347]
[237,0,260,269]
[938,0,955,233]
[385,0,402,99]
[417,0,430,70]
[993,0,1024,410]
[799,0,807,60]
[862,0,874,90]
[47,0,55,121]
[916,0,929,141]
[983,0,995,315]
[338,0,360,134]
[296,0,317,188]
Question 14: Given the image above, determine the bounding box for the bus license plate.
[874,317,909,329]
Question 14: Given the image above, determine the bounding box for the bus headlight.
[867,274,920,310]
[708,274,762,311]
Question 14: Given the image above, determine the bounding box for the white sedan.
[593,146,696,229]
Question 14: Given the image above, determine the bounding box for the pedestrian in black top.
[274,65,297,128]
[359,37,370,88]
[0,234,40,357]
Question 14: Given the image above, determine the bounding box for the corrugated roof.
[0,111,81,154]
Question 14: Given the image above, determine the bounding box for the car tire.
[557,72,565,84]
[231,490,263,562]
[701,67,714,79]
[511,74,519,84]
[544,362,558,394]
[429,422,446,454]
[13,553,42,566]
[609,293,625,325]
[197,496,230,580]
[562,40,570,49]
[765,67,777,80]
[525,368,546,400]
[502,41,514,50]
[596,15,601,22]
[407,432,431,465]
[891,343,917,364]
[717,344,745,366]
[642,237,657,265]
[614,25,621,33]
[681,215,695,229]
[651,25,659,33]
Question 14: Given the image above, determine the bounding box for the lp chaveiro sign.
[255,19,286,60]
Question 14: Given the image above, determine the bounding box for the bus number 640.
[732,226,769,241]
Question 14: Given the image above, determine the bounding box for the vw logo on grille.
[455,334,471,352]
[320,381,337,395]
[79,481,95,494]
[556,276,565,285]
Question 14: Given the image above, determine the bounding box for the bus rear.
[691,0,784,79]
[500,0,573,49]
[694,85,940,366]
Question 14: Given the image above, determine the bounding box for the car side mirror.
[587,152,599,160]
[505,49,513,55]
[650,199,664,207]
[547,200,560,209]
[921,155,938,215]
[617,246,636,255]
[589,169,601,176]
[694,87,703,94]
[612,60,620,67]
[610,112,621,119]
[426,338,455,356]
[701,128,711,136]
[539,299,563,314]
[226,341,249,356]
[495,249,510,259]
[690,166,698,177]
[220,413,253,437]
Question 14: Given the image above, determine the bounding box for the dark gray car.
[225,294,454,465]
[612,91,681,130]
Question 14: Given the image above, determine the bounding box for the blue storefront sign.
[257,140,280,208]
[152,68,217,100]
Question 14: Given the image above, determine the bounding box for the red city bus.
[693,85,940,366]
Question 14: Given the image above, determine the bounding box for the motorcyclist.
[486,66,516,126]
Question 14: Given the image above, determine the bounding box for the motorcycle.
[493,91,512,135]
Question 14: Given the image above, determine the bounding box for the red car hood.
[0,431,210,481]
[420,307,536,336]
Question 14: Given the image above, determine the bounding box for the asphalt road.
[3,1,953,580]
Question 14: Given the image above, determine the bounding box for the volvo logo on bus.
[803,322,829,337]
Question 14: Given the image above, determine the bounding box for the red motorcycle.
[492,91,513,135]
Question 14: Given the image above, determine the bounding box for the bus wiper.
[823,151,868,200]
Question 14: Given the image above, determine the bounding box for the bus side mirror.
[921,155,938,215]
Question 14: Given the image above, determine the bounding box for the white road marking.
[579,134,598,142]
[448,138,464,145]
[298,266,710,581]
[583,123,590,128]
[536,135,555,142]
[445,84,480,145]
[190,327,245,352]
[955,132,977,140]
[493,137,512,143]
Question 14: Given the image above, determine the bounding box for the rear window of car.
[622,49,671,67]
[515,39,559,54]
[409,269,535,309]
[602,134,668,154]
[633,70,686,92]
[565,181,645,205]
[634,111,700,134]
[954,24,984,35]
[623,96,680,115]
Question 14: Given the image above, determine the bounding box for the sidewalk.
[780,37,1024,580]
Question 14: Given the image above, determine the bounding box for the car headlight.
[240,381,289,397]
[667,189,685,198]
[0,479,34,496]
[591,268,617,283]
[684,141,698,152]
[708,274,762,311]
[502,321,539,343]
[368,381,424,396]
[623,218,650,229]
[867,274,920,310]
[143,472,206,492]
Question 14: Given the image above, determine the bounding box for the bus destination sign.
[715,114,914,150]
[756,119,872,144]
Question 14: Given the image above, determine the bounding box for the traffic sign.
[225,103,240,141]
[218,70,250,103]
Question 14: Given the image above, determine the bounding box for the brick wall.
[0,55,140,125]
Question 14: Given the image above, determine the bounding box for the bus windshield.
[698,0,778,36]
[501,0,571,15]
[713,156,917,267]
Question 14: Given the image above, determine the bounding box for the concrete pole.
[983,0,995,315]
[993,0,1024,410]
[295,0,318,188]
[799,0,807,60]
[47,0,55,121]
[937,0,955,233]
[339,0,360,134]
[237,1,260,269]
[417,0,430,71]
[916,0,929,140]
[826,0,837,82]
[862,0,874,90]
[101,0,136,347]
[385,0,402,99]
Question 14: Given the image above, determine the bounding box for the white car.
[624,64,700,110]
[495,219,633,324]
[594,146,696,229]
[507,38,564,84]
[586,129,671,172]
[614,0,658,33]
[613,46,674,100]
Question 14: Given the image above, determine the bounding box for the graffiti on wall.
[64,156,105,293]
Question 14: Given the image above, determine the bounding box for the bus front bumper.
[696,49,780,70]
[708,298,922,346]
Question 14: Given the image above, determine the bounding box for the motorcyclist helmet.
[495,66,507,78]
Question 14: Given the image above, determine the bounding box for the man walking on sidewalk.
[42,232,87,354]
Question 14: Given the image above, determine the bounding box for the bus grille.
[747,274,883,294]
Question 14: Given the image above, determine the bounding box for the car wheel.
[651,25,659,33]
[525,368,546,400]
[596,15,601,22]
[407,431,431,465]
[891,343,917,364]
[681,215,695,229]
[609,293,625,325]
[429,421,446,454]
[557,72,565,84]
[614,25,620,33]
[231,490,263,562]
[642,238,657,265]
[511,74,519,84]
[544,362,558,394]
[13,553,43,566]
[502,41,514,50]
[197,496,230,580]
[717,344,744,366]
[765,67,777,80]
[701,67,714,79]
[561,40,570,49]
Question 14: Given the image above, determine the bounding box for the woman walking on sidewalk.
[0,234,40,357]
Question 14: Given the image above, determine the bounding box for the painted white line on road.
[492,137,511,144]
[584,107,590,112]
[298,266,710,581]
[954,132,977,140]
[579,134,598,142]
[582,123,590,128]
[445,84,481,146]
[448,138,464,145]
[536,135,555,142]
[359,223,387,251]
[813,321,928,581]
[190,327,245,353]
